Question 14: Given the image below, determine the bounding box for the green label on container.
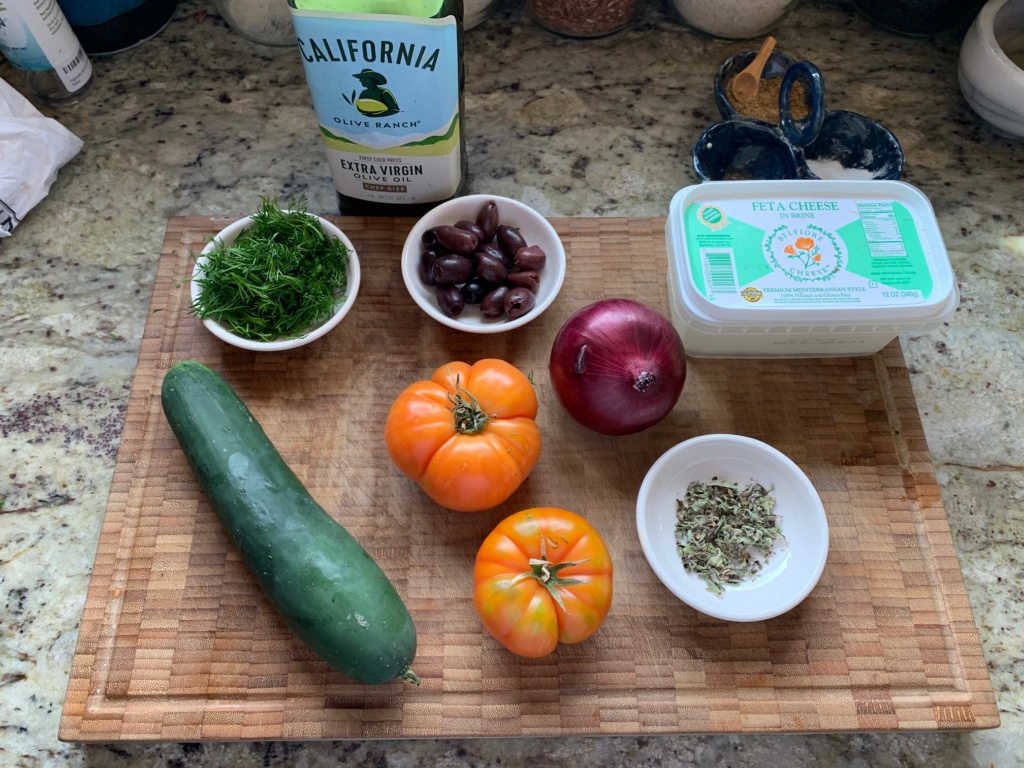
[682,197,934,308]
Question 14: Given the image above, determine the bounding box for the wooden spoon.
[731,36,777,100]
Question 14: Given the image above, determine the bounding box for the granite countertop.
[1,0,1022,765]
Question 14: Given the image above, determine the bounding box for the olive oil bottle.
[289,0,468,216]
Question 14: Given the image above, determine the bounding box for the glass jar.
[671,0,800,40]
[0,0,94,105]
[527,0,643,38]
[213,0,296,46]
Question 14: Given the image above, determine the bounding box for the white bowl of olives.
[401,194,566,334]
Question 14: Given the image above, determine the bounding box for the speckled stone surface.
[1,1,1021,766]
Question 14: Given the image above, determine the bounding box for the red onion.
[548,299,687,436]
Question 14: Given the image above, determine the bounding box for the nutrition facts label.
[857,203,908,258]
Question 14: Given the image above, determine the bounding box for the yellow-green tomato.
[472,508,613,658]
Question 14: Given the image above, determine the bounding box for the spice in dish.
[727,74,809,125]
[805,157,879,180]
[674,478,785,596]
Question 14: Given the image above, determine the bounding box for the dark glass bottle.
[289,0,468,216]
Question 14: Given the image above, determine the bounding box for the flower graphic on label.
[784,236,822,269]
[765,225,844,282]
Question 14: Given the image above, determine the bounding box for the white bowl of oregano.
[636,434,829,622]
[190,198,360,352]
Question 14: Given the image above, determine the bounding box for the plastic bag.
[0,76,83,237]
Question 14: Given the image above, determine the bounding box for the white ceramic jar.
[672,0,800,39]
[958,0,1024,139]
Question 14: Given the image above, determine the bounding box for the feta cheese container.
[666,180,959,357]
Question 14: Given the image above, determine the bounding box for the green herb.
[674,478,785,596]
[190,197,349,342]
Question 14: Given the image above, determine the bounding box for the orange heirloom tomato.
[384,359,541,512]
[473,508,613,658]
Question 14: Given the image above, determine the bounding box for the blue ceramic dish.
[702,50,903,182]
[692,120,801,181]
[800,110,905,180]
[779,61,827,148]
[715,49,827,139]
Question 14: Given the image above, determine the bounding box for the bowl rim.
[979,0,1024,76]
[190,212,361,352]
[400,194,567,334]
[635,433,830,622]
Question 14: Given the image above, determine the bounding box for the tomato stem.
[510,536,590,613]
[447,378,492,434]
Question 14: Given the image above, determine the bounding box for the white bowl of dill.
[636,434,829,622]
[189,199,360,352]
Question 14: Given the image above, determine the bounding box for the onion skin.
[548,299,687,436]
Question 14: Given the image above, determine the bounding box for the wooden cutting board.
[59,216,998,742]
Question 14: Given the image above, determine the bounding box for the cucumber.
[161,360,417,685]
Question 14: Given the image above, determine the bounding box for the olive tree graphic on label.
[342,68,400,117]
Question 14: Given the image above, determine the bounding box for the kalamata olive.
[514,244,547,271]
[496,224,527,259]
[474,252,508,285]
[430,253,474,286]
[455,219,486,243]
[475,243,510,270]
[504,287,536,319]
[506,270,541,294]
[434,225,479,255]
[422,227,438,246]
[436,285,466,317]
[481,285,509,318]
[476,200,500,241]
[461,279,489,305]
[419,247,444,286]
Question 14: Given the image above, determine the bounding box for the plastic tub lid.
[667,180,959,331]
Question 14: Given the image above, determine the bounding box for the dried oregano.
[674,478,785,596]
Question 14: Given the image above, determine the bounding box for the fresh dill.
[191,197,349,342]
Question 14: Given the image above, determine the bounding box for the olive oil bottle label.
[682,197,937,308]
[291,10,461,205]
